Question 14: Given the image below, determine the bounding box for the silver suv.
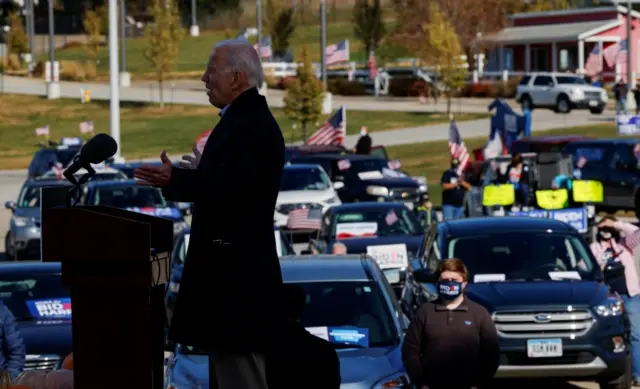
[516,72,607,114]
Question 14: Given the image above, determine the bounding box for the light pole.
[320,0,327,90]
[109,0,122,161]
[46,0,60,99]
[626,0,635,111]
[189,0,199,37]
[119,0,130,86]
[24,0,35,76]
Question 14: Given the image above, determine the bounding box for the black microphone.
[63,133,118,183]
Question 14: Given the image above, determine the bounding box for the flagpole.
[320,0,327,90]
[627,0,635,111]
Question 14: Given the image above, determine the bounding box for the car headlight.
[173,222,188,234]
[571,88,584,98]
[371,372,410,389]
[12,216,30,227]
[324,196,340,204]
[366,185,389,196]
[594,298,624,317]
[418,184,427,193]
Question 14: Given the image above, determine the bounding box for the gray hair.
[212,39,264,88]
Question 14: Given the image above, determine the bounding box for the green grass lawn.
[0,94,483,169]
[47,20,396,79]
[386,123,621,207]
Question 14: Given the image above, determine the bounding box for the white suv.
[515,72,607,114]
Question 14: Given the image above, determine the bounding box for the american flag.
[449,120,469,176]
[35,125,49,136]
[325,40,350,65]
[604,40,628,71]
[368,51,378,80]
[337,159,351,170]
[617,40,629,82]
[385,210,398,225]
[287,207,322,230]
[307,106,346,145]
[195,129,212,154]
[79,120,94,134]
[584,44,602,77]
[253,36,273,59]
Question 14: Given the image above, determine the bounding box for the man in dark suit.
[134,39,285,389]
[266,284,341,389]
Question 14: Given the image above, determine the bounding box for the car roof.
[514,135,589,144]
[565,138,638,146]
[0,261,61,275]
[439,216,576,236]
[24,178,74,188]
[280,255,373,283]
[293,154,384,161]
[286,145,346,152]
[330,202,408,213]
[87,179,144,188]
[284,163,322,170]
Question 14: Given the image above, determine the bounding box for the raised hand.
[179,144,202,170]
[134,150,173,187]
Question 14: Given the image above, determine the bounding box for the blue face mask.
[437,280,463,300]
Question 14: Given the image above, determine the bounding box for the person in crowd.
[266,284,341,389]
[500,153,530,209]
[354,126,372,155]
[0,301,25,381]
[415,194,438,227]
[614,80,628,115]
[332,242,347,255]
[134,39,285,389]
[634,83,640,115]
[402,258,500,389]
[590,216,640,385]
[440,159,470,220]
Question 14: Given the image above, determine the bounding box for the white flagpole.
[342,105,347,141]
[345,39,350,62]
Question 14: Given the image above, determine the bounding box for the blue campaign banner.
[126,207,182,219]
[616,115,640,135]
[328,327,370,348]
[509,210,549,218]
[549,208,588,233]
[26,298,72,319]
[488,99,529,150]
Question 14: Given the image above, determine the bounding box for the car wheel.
[590,106,605,114]
[599,355,632,389]
[520,95,533,110]
[555,95,571,113]
[4,232,15,259]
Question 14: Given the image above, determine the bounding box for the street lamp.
[119,0,130,86]
[46,0,60,99]
[108,0,122,161]
[189,0,199,37]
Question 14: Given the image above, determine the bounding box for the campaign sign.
[26,298,71,319]
[616,115,640,135]
[549,208,587,233]
[509,210,548,219]
[367,244,408,269]
[126,207,182,220]
[328,327,370,348]
[336,222,378,239]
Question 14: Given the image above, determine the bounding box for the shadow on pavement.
[493,380,586,389]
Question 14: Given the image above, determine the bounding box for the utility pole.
[24,0,34,76]
[190,0,199,37]
[46,0,60,99]
[109,0,122,161]
[320,0,327,89]
[119,0,130,86]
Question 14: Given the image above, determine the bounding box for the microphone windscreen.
[81,133,118,164]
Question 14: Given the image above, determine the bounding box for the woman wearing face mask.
[591,216,640,385]
[501,153,530,208]
[402,258,500,389]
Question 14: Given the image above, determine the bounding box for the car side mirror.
[413,268,437,284]
[4,201,16,211]
[333,181,345,190]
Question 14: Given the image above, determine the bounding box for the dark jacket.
[355,134,372,155]
[402,298,500,389]
[266,322,341,389]
[163,88,286,352]
[500,163,529,186]
[0,302,25,380]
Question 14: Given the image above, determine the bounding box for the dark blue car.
[403,217,630,387]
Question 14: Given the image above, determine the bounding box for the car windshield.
[293,280,399,348]
[92,186,167,208]
[447,232,599,281]
[280,167,331,191]
[0,273,70,322]
[331,208,422,238]
[348,159,389,174]
[555,76,588,85]
[17,185,44,208]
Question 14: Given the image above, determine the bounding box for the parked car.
[41,167,128,182]
[27,145,81,178]
[4,178,73,261]
[164,255,410,389]
[511,135,591,154]
[0,262,72,371]
[516,72,607,114]
[403,217,630,389]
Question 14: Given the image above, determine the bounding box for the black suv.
[403,217,630,389]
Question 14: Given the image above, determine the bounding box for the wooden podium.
[40,187,174,389]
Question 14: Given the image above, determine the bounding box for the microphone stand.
[66,158,97,207]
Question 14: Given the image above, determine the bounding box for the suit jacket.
[162,88,286,352]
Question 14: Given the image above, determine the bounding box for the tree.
[264,0,296,58]
[82,9,102,59]
[283,46,324,143]
[352,0,385,55]
[143,0,184,108]
[420,3,466,115]
[6,11,29,56]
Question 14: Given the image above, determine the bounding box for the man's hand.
[598,218,616,229]
[179,144,202,169]
[134,151,173,187]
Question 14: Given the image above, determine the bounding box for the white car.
[274,164,342,228]
[515,72,607,114]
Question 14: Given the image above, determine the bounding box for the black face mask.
[451,162,459,170]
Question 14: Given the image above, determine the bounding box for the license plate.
[404,202,414,210]
[589,100,598,107]
[527,338,563,358]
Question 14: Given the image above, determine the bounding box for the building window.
[531,47,548,71]
[559,47,577,71]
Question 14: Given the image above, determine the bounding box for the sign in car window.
[26,298,71,319]
[336,222,378,239]
[367,243,408,269]
[358,171,384,180]
[126,207,181,219]
[305,326,370,348]
[509,208,587,233]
